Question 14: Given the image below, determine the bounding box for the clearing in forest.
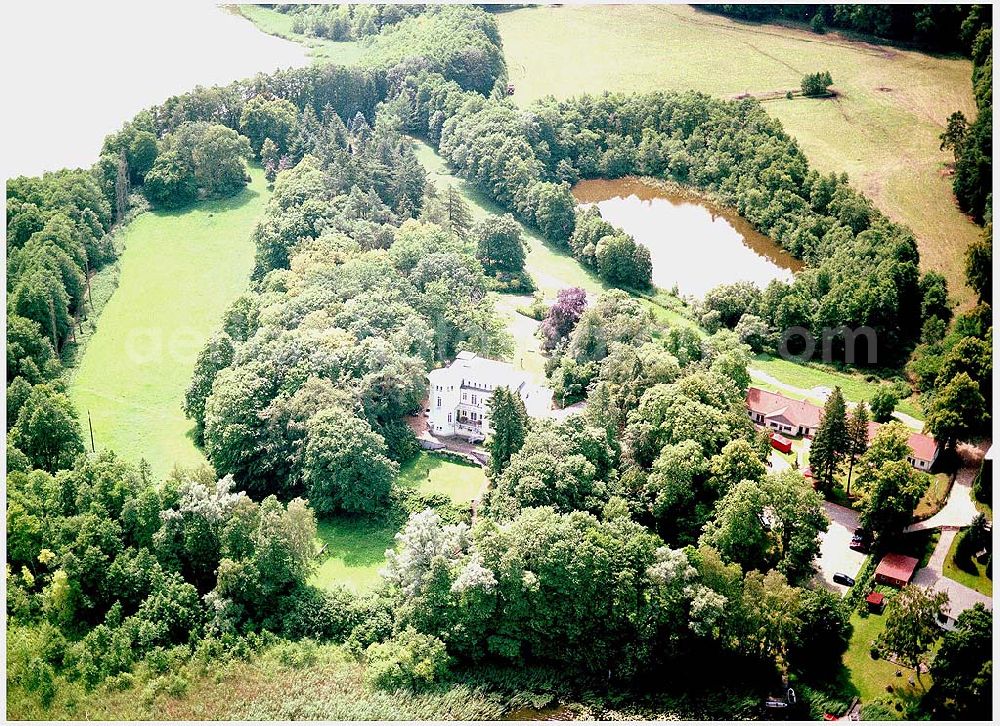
[498,4,980,307]
[69,168,268,477]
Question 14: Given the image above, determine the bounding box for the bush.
[277,585,359,642]
[364,627,450,691]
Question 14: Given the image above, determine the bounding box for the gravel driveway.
[813,502,867,594]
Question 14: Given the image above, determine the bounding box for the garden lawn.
[913,473,953,520]
[843,612,930,706]
[235,5,366,65]
[398,451,487,505]
[69,168,268,478]
[942,528,992,597]
[498,4,981,308]
[311,516,398,593]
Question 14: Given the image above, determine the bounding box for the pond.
[2,5,307,179]
[573,177,802,298]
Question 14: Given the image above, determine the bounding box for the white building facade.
[427,351,552,442]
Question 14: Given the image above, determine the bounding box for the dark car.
[833,572,856,587]
[849,536,869,553]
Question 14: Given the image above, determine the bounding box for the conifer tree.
[845,401,870,496]
[809,387,847,494]
[487,386,527,476]
[445,185,473,241]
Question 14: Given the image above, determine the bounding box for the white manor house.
[427,351,555,442]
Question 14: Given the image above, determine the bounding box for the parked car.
[833,572,856,587]
[849,536,869,553]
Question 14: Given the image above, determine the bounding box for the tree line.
[704,4,990,55]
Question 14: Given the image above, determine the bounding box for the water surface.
[2,5,307,178]
[573,177,802,297]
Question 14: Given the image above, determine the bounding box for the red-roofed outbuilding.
[874,553,919,588]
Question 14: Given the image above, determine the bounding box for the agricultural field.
[68,168,268,477]
[498,4,980,308]
[234,5,366,65]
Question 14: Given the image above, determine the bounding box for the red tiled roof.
[875,553,919,584]
[866,592,885,605]
[866,422,939,463]
[746,388,822,429]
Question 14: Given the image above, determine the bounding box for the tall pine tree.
[845,401,870,497]
[445,185,473,241]
[810,387,848,495]
[487,386,527,476]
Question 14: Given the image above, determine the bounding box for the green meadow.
[69,168,268,477]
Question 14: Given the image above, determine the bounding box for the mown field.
[69,168,268,477]
[498,4,980,308]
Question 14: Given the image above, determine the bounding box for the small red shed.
[865,591,885,613]
[874,553,919,588]
[770,432,793,454]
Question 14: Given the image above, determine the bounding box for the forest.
[5,4,992,721]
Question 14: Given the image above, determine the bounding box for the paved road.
[904,477,979,532]
[813,501,866,594]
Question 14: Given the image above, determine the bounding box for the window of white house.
[472,395,477,405]
[436,397,441,407]
[462,393,467,401]
[447,413,452,423]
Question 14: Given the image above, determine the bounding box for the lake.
[573,177,802,297]
[1,4,307,179]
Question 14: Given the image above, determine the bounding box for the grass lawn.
[311,516,397,593]
[750,354,922,420]
[942,528,992,597]
[235,5,366,65]
[398,451,487,505]
[913,472,953,520]
[843,611,930,706]
[498,4,981,309]
[69,167,268,477]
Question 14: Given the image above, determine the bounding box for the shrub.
[364,627,450,691]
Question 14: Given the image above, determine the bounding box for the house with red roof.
[746,387,822,438]
[874,553,919,588]
[866,421,940,472]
